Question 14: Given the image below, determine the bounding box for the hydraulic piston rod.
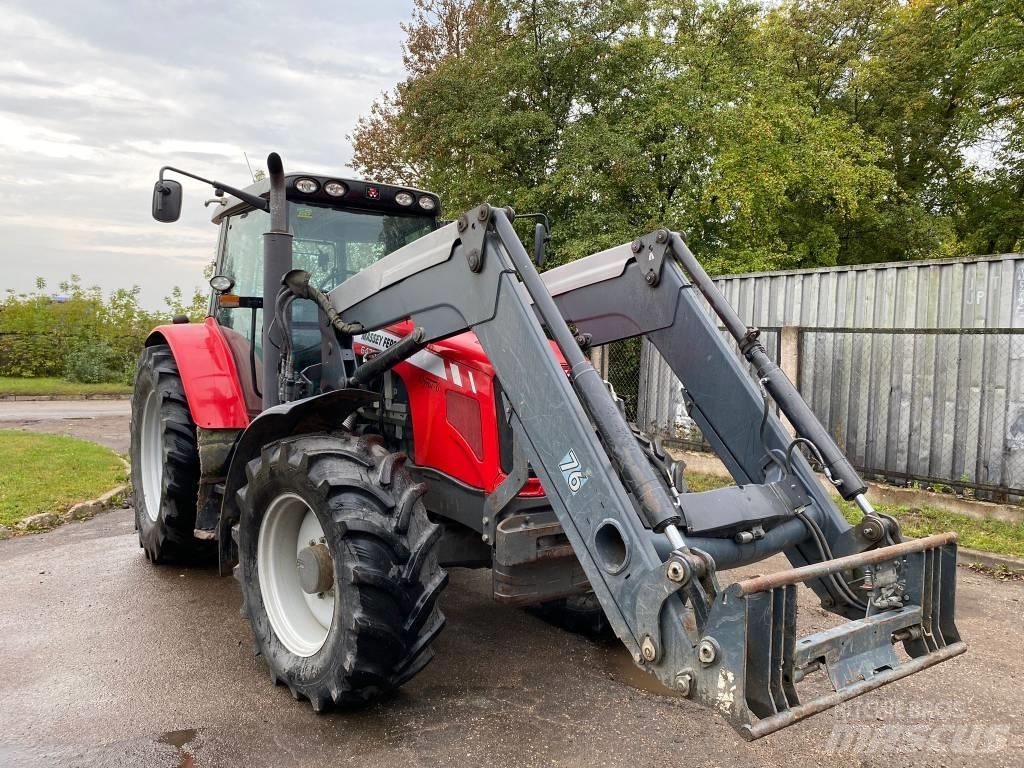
[493,211,685,540]
[667,232,867,500]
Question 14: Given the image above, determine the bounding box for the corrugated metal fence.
[601,253,1024,501]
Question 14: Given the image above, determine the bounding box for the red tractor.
[134,153,963,738]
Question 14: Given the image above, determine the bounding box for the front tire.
[236,433,447,710]
[130,344,207,563]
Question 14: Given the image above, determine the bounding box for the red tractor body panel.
[159,315,555,492]
[354,321,552,496]
[148,318,250,430]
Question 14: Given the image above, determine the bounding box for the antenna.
[243,151,256,183]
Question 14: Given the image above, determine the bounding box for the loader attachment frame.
[322,206,963,738]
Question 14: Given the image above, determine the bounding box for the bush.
[63,340,117,384]
[0,275,207,382]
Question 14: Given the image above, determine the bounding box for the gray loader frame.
[315,204,964,738]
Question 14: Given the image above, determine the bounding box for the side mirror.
[152,179,183,223]
[533,222,547,269]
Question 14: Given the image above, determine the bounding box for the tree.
[352,0,1022,273]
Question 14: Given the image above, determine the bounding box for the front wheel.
[235,433,448,710]
[130,344,208,563]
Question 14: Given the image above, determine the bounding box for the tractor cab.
[207,175,440,403]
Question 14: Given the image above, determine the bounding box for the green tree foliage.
[0,277,208,383]
[351,0,1024,273]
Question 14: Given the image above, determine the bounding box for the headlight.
[209,274,235,293]
[418,196,436,211]
[395,191,415,206]
[324,181,347,197]
[294,178,319,194]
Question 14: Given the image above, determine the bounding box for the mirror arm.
[158,166,270,212]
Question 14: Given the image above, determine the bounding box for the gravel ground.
[0,401,1020,767]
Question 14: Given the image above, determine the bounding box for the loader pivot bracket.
[458,204,492,273]
[631,229,670,287]
[629,548,714,663]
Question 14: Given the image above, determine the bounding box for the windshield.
[216,203,434,364]
[220,203,434,298]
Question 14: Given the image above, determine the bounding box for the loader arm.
[541,233,873,606]
[325,207,964,739]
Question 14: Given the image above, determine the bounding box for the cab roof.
[210,173,441,224]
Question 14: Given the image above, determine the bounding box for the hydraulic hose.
[282,269,363,336]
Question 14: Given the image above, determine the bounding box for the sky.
[0,0,415,307]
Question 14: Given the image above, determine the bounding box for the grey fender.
[216,387,378,574]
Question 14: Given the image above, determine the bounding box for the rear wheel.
[130,344,208,563]
[235,433,447,709]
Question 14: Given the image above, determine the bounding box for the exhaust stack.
[262,152,292,409]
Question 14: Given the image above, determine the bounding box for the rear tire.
[235,433,447,709]
[130,344,208,563]
[529,594,614,640]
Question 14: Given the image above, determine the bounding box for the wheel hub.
[297,543,334,595]
[257,493,336,657]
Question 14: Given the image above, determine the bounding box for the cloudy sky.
[0,0,414,307]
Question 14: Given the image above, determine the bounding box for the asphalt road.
[0,401,1021,767]
[0,398,131,453]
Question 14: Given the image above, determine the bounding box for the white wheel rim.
[139,386,164,522]
[257,493,335,657]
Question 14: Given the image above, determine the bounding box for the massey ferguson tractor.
[134,152,964,739]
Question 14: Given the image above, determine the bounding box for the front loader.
[135,153,963,739]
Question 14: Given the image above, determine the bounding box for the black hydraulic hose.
[282,269,363,336]
[668,232,867,500]
[492,211,683,535]
[795,508,868,612]
[349,327,425,387]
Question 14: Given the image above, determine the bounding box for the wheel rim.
[257,493,336,657]
[139,386,164,522]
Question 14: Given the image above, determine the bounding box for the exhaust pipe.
[262,152,292,409]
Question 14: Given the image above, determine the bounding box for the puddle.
[158,729,196,749]
[158,729,198,767]
[602,646,684,698]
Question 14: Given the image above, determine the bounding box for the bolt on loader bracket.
[631,229,670,287]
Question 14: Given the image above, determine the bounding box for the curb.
[1,457,131,539]
[958,548,1024,575]
[4,484,130,536]
[0,394,131,401]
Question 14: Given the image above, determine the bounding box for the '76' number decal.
[559,449,589,495]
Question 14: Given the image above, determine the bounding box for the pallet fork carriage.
[142,156,963,739]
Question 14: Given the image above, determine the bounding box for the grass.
[0,376,131,397]
[0,430,125,527]
[685,471,1024,559]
